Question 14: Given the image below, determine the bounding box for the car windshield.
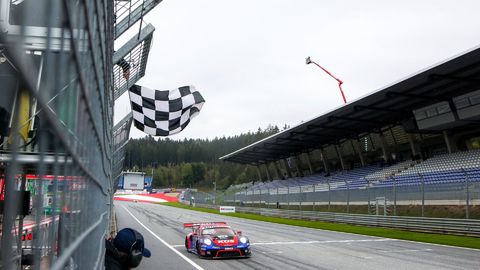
[202,227,235,236]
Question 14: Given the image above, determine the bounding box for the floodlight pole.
[306,56,347,104]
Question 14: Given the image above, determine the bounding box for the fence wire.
[0,1,114,269]
[185,159,480,219]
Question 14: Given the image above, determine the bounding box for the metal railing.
[114,0,163,39]
[184,164,480,219]
[113,23,155,100]
[190,203,480,237]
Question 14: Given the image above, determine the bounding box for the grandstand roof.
[220,46,480,165]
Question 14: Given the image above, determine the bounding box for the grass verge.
[161,202,480,249]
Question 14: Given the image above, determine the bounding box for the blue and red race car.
[184,222,251,258]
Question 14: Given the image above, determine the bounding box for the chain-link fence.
[185,162,480,219]
[0,1,115,269]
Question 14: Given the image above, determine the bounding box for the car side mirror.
[236,230,242,235]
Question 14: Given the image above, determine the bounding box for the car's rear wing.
[183,222,228,229]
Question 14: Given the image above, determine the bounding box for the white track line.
[121,205,205,270]
[170,238,395,248]
[379,248,433,253]
[251,238,395,246]
[250,220,480,252]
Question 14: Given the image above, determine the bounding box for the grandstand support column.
[269,163,275,180]
[263,163,272,181]
[335,144,346,170]
[304,152,314,174]
[256,165,263,182]
[282,159,293,178]
[273,161,282,179]
[407,133,419,158]
[293,156,303,177]
[443,130,457,154]
[320,148,330,173]
[352,139,366,167]
[379,132,392,162]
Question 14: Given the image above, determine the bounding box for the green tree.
[124,124,282,189]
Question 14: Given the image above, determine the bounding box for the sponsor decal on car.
[217,239,235,244]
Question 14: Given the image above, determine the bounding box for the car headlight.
[239,237,248,244]
[203,239,212,245]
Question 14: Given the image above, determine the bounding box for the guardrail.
[193,203,480,237]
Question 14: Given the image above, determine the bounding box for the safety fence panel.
[190,203,480,237]
[0,1,114,269]
[203,167,480,219]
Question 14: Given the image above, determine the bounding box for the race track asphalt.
[114,201,480,270]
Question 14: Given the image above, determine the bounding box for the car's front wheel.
[196,241,202,257]
[185,237,189,250]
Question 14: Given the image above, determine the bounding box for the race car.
[184,221,251,258]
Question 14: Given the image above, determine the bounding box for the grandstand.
[239,150,480,190]
[220,46,480,218]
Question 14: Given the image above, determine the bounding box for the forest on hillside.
[124,125,287,190]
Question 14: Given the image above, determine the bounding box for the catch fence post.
[328,179,331,212]
[346,179,350,213]
[261,188,264,208]
[418,173,425,217]
[233,189,236,207]
[461,168,470,219]
[287,185,290,210]
[267,187,270,209]
[393,176,397,216]
[366,177,371,215]
[299,184,302,211]
[383,197,387,216]
[312,184,316,212]
[277,186,279,209]
[245,187,248,206]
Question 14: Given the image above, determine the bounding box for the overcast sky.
[114,0,480,141]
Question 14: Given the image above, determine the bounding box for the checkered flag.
[129,84,205,136]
